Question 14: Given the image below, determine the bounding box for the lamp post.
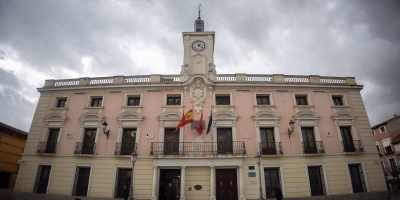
[102,121,110,139]
[255,153,264,200]
[288,120,295,138]
[128,152,138,200]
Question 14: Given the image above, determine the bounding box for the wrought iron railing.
[37,142,58,154]
[259,142,282,155]
[74,142,96,155]
[385,148,394,155]
[150,142,246,156]
[302,141,325,154]
[115,142,138,155]
[341,140,364,153]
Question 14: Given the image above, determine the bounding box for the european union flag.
[206,111,212,134]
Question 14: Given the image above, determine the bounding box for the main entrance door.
[159,169,181,200]
[216,169,238,200]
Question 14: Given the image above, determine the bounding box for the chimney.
[394,114,398,118]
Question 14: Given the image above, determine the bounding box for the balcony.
[302,141,325,154]
[115,142,138,155]
[341,140,364,153]
[37,142,58,154]
[150,142,246,156]
[74,142,96,155]
[259,142,282,156]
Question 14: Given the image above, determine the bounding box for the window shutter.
[319,167,326,195]
[72,167,80,196]
[358,164,367,192]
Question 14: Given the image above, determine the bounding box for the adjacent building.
[372,114,400,179]
[0,122,28,194]
[13,14,388,200]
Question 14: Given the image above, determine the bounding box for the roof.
[392,134,400,145]
[372,115,400,129]
[0,121,28,140]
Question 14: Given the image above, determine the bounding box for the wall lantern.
[288,120,295,138]
[102,121,110,139]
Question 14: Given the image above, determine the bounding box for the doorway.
[216,169,238,200]
[159,169,181,200]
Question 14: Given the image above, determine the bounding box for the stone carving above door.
[190,78,207,113]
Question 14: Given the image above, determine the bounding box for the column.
[151,167,157,200]
[180,166,186,200]
[239,166,246,200]
[210,166,216,200]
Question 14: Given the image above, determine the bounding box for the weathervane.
[198,4,202,19]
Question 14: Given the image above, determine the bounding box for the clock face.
[192,40,205,51]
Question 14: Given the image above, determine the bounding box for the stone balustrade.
[44,74,356,88]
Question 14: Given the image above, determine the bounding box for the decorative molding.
[332,110,357,119]
[252,110,280,119]
[44,113,67,121]
[294,110,320,119]
[158,110,182,120]
[117,111,144,120]
[190,77,207,113]
[79,112,103,122]
[212,110,239,120]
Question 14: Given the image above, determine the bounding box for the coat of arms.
[190,78,207,113]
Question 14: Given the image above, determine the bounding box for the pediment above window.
[332,110,356,119]
[158,110,182,121]
[117,111,144,121]
[294,110,319,119]
[213,110,238,120]
[79,112,103,122]
[44,113,66,121]
[253,110,280,120]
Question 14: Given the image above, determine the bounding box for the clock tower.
[180,6,216,82]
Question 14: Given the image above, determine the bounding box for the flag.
[196,110,203,134]
[206,110,213,134]
[173,109,194,132]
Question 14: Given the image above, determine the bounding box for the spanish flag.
[174,109,194,132]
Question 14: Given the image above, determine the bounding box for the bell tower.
[180,5,216,82]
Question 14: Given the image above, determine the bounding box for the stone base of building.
[12,191,391,200]
[0,189,13,200]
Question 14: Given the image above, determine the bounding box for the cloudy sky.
[0,0,399,132]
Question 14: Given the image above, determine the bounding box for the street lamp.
[288,120,295,138]
[128,152,138,200]
[102,121,110,139]
[255,153,264,200]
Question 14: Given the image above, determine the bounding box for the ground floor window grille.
[308,166,326,196]
[33,165,51,193]
[264,168,280,198]
[72,167,91,196]
[114,168,132,198]
[348,164,367,193]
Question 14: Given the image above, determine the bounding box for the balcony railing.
[150,142,246,156]
[115,142,138,155]
[302,141,325,154]
[74,142,96,155]
[37,142,58,154]
[259,142,282,155]
[385,148,394,155]
[341,140,364,153]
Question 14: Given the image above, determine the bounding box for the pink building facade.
[14,16,387,200]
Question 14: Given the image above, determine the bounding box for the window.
[389,158,398,173]
[256,95,270,105]
[340,127,355,152]
[33,165,51,193]
[75,129,96,155]
[72,167,91,196]
[90,98,102,107]
[295,96,308,105]
[348,164,366,193]
[43,129,59,154]
[308,166,326,196]
[114,168,132,198]
[56,98,67,108]
[216,95,230,105]
[380,126,386,133]
[164,128,179,155]
[127,97,140,106]
[332,96,343,106]
[0,171,11,188]
[383,138,393,154]
[302,128,317,153]
[376,143,381,156]
[166,96,181,105]
[118,129,136,155]
[260,128,276,155]
[372,130,375,136]
[264,168,280,198]
[217,128,233,154]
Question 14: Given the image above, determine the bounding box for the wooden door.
[260,128,276,155]
[164,128,179,155]
[45,129,59,153]
[340,127,355,152]
[121,129,136,155]
[217,128,233,154]
[302,128,317,153]
[308,167,324,196]
[216,169,238,200]
[82,129,96,154]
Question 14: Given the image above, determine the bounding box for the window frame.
[71,165,93,197]
[379,126,386,133]
[164,93,182,106]
[305,164,329,196]
[260,165,285,199]
[388,157,398,173]
[294,94,311,106]
[332,96,344,106]
[32,164,53,194]
[256,94,271,105]
[346,162,369,193]
[86,95,105,108]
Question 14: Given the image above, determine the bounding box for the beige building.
[13,14,388,200]
[372,114,400,181]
